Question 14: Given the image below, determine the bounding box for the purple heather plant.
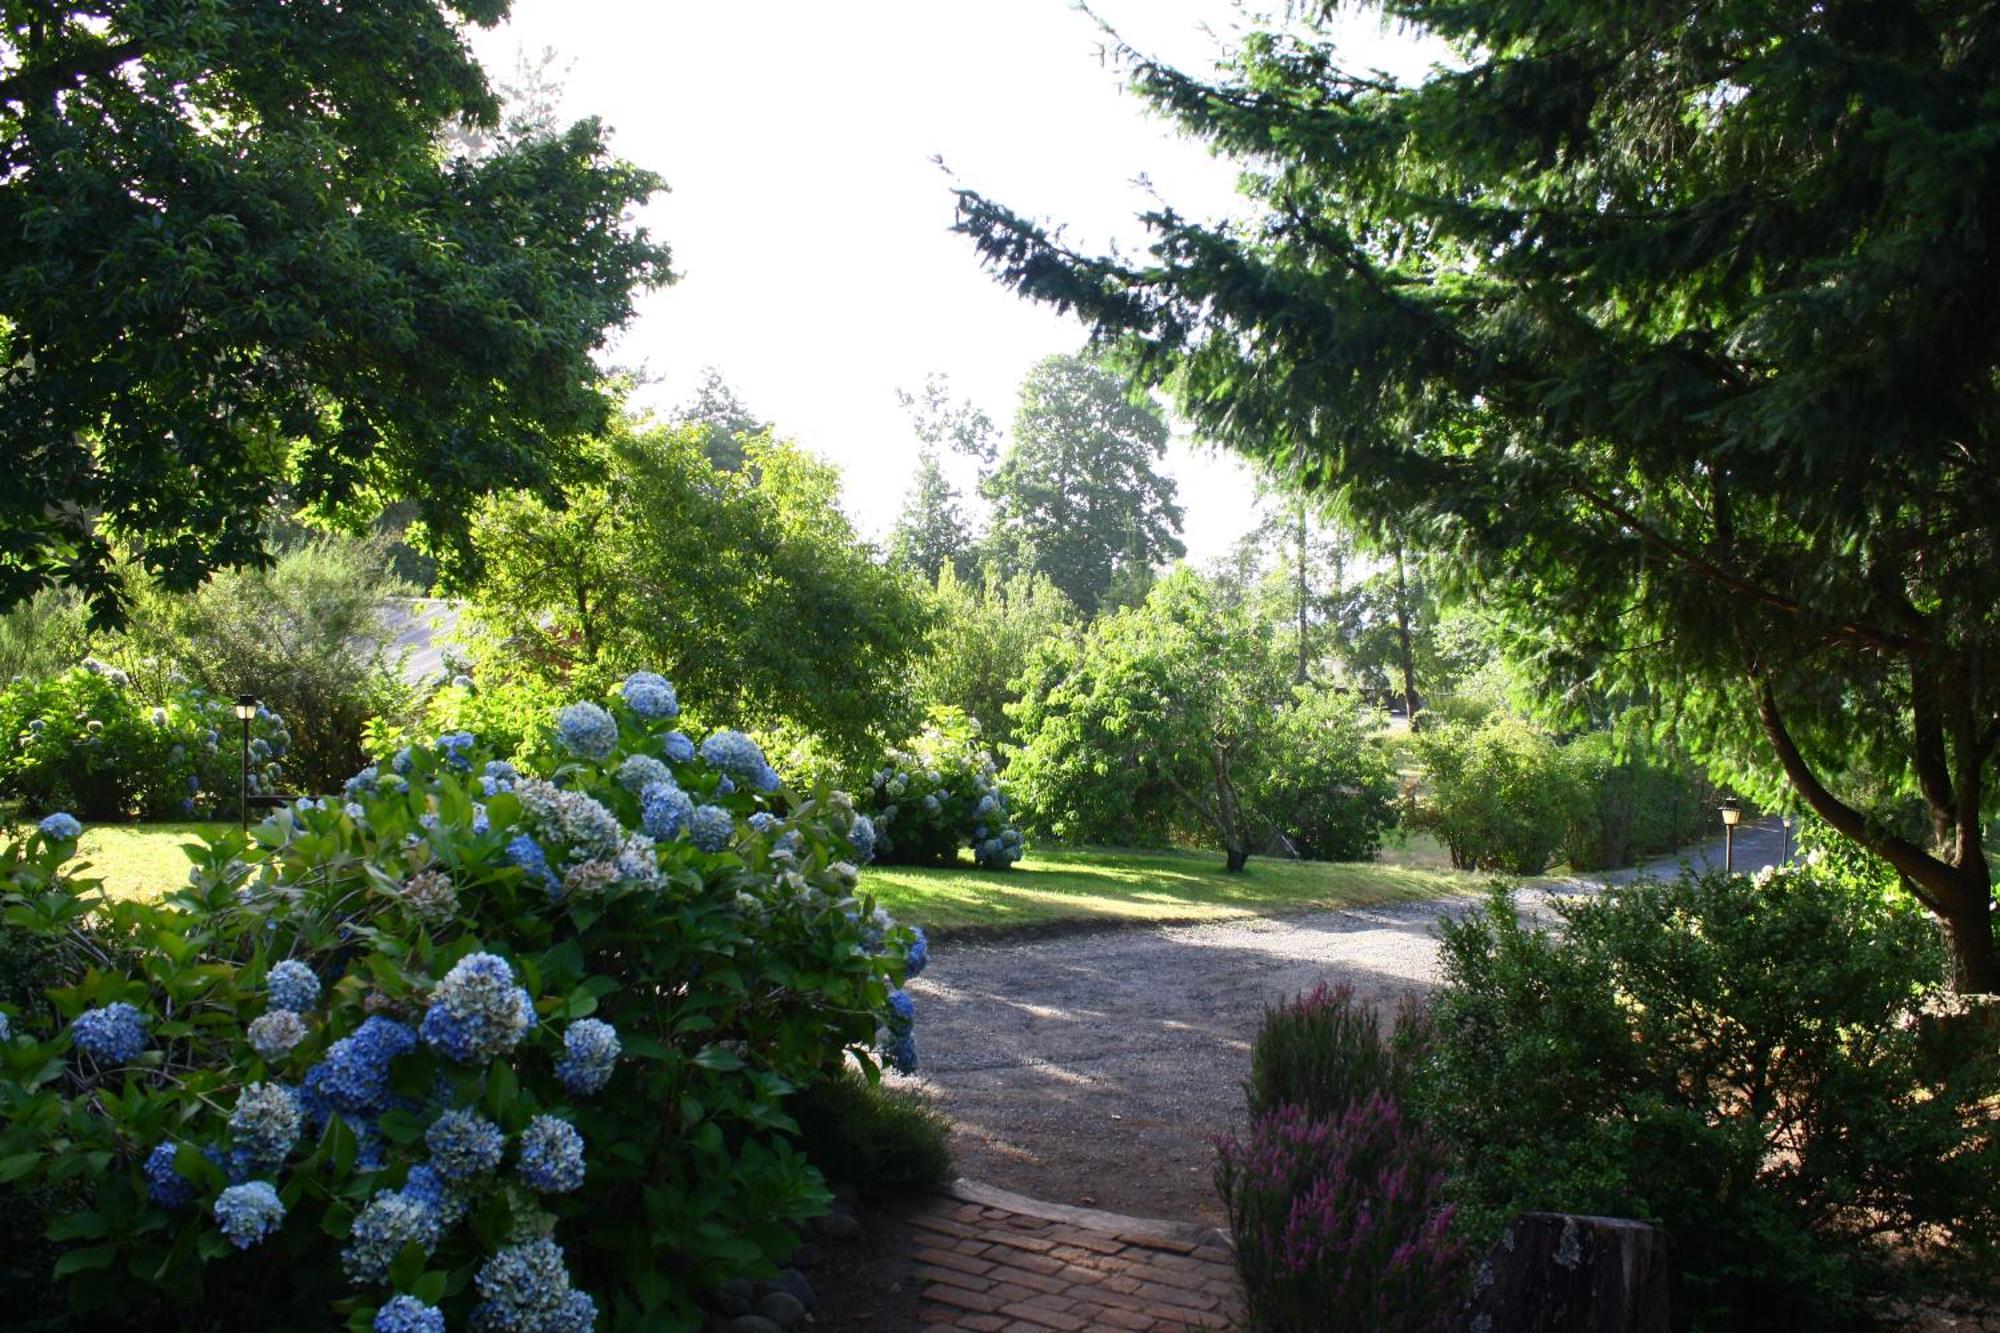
[1215,1093,1469,1333]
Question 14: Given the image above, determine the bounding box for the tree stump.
[1463,1212,1671,1333]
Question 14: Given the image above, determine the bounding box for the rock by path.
[896,825,1785,1225]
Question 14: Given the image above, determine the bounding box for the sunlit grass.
[24,821,231,901]
[32,821,1485,934]
[860,844,1480,934]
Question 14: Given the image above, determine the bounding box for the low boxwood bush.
[0,663,291,819]
[862,709,1023,868]
[0,670,926,1330]
[788,1064,954,1201]
[1556,732,1715,871]
[1417,868,2000,1330]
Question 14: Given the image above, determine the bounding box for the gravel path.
[896,822,1788,1224]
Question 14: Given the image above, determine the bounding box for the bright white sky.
[467,3,1440,561]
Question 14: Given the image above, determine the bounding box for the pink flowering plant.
[1215,1094,1469,1333]
[0,671,924,1331]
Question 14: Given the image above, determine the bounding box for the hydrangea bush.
[861,709,1024,869]
[0,672,925,1330]
[0,662,291,819]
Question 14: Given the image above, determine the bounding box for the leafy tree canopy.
[982,353,1185,616]
[958,1,2000,989]
[1008,568,1288,870]
[457,419,932,765]
[917,565,1077,751]
[1,0,668,622]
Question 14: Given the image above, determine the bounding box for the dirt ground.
[893,827,1786,1225]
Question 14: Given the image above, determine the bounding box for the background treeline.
[0,350,1714,877]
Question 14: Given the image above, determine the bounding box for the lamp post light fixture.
[234,694,258,831]
[1720,796,1742,874]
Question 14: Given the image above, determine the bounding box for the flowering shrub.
[0,670,925,1329]
[1215,1095,1469,1333]
[862,709,1024,868]
[0,662,291,819]
[1245,982,1431,1123]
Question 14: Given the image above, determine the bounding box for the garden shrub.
[0,670,926,1330]
[1557,731,1715,871]
[0,663,292,819]
[1252,690,1399,861]
[1407,715,1576,873]
[117,535,419,794]
[863,709,1024,868]
[1215,1094,1469,1333]
[788,1064,954,1201]
[1245,983,1431,1122]
[1416,869,1999,1330]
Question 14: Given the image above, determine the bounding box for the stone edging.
[941,1177,1232,1252]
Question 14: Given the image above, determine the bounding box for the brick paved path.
[912,1179,1244,1332]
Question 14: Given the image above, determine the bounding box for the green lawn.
[41,821,232,901]
[860,844,1479,935]
[31,821,1481,933]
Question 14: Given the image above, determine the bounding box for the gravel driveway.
[896,823,1787,1224]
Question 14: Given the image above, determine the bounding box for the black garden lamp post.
[1719,796,1742,874]
[234,694,258,830]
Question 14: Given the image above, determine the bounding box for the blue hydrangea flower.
[516,779,624,862]
[228,1083,302,1174]
[435,730,476,771]
[698,730,773,787]
[886,987,916,1032]
[884,1030,918,1074]
[0,1011,10,1042]
[905,927,929,979]
[186,773,201,795]
[38,811,81,840]
[615,753,670,794]
[374,1294,446,1333]
[554,1019,621,1097]
[506,834,559,892]
[640,781,692,841]
[400,1163,469,1227]
[266,960,321,1013]
[144,1142,194,1210]
[553,701,619,760]
[72,1002,147,1064]
[250,737,272,761]
[661,730,695,763]
[848,814,877,864]
[421,953,534,1064]
[748,811,778,833]
[516,1115,586,1193]
[620,671,680,720]
[425,1108,506,1182]
[300,1017,417,1120]
[214,1181,285,1249]
[391,746,415,775]
[688,804,734,853]
[473,1239,597,1333]
[343,1187,442,1283]
[614,834,660,886]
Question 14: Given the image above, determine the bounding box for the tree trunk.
[1393,537,1418,722]
[1225,846,1250,873]
[1296,500,1310,685]
[1465,1212,1672,1333]
[1756,678,1998,994]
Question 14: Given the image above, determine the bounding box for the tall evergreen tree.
[957,2,2000,990]
[672,368,770,471]
[983,353,1184,616]
[888,450,971,581]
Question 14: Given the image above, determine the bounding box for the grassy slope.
[61,821,231,901]
[860,844,1477,934]
[37,822,1482,931]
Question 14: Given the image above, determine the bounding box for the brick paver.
[913,1181,1243,1332]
